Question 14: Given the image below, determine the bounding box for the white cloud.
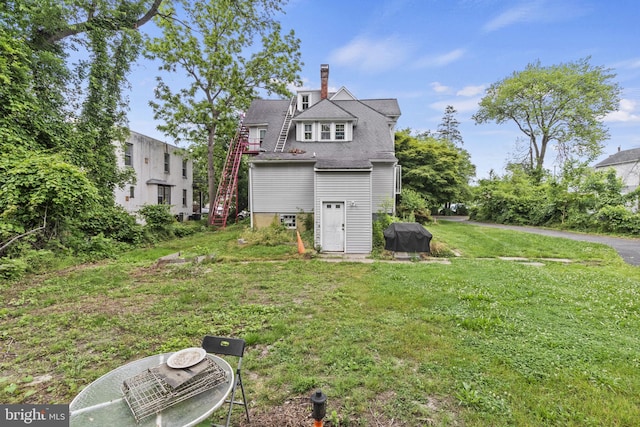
[482,1,588,32]
[415,49,465,68]
[430,82,451,94]
[612,58,640,69]
[483,2,540,32]
[430,97,482,114]
[329,36,411,72]
[457,85,485,97]
[604,98,640,122]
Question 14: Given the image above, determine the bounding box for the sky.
[125,0,640,180]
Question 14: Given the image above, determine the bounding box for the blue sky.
[126,0,640,180]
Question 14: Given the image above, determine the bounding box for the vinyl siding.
[315,171,372,253]
[371,162,396,213]
[251,163,314,212]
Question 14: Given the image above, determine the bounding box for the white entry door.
[322,202,345,252]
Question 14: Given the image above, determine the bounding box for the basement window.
[280,214,296,229]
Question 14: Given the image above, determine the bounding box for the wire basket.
[121,358,228,422]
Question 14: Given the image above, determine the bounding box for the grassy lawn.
[1,221,639,426]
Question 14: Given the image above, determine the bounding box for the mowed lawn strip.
[1,222,638,426]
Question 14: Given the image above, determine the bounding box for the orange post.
[297,230,305,254]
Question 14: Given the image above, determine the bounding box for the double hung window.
[124,143,133,166]
[320,124,331,140]
[158,185,171,204]
[304,124,313,140]
[164,153,170,173]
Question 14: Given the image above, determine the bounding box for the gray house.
[243,65,401,253]
[594,147,640,195]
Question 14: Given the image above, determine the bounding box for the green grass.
[1,222,639,426]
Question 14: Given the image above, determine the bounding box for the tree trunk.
[207,124,217,216]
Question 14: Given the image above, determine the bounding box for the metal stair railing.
[210,125,248,228]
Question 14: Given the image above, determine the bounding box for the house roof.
[595,147,640,168]
[292,99,357,121]
[244,96,400,164]
[242,99,290,127]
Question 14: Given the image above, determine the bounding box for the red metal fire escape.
[209,124,250,228]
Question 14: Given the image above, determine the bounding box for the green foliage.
[471,162,640,235]
[473,57,621,172]
[241,221,295,247]
[0,149,99,246]
[75,204,143,245]
[395,131,475,210]
[397,188,432,223]
[138,204,176,241]
[0,258,28,282]
[372,211,393,250]
[145,0,302,213]
[596,206,640,234]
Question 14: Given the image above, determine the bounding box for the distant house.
[114,131,193,221]
[594,147,640,195]
[242,64,401,253]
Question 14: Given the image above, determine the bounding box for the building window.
[182,189,187,207]
[301,94,309,110]
[259,128,266,145]
[304,124,313,140]
[335,123,345,140]
[158,185,171,204]
[280,214,296,229]
[124,143,133,166]
[320,123,331,140]
[129,186,135,198]
[182,160,187,178]
[164,152,170,173]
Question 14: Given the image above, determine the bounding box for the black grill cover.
[383,222,432,252]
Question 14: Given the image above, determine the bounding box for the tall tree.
[1,0,163,198]
[395,131,475,210]
[145,0,302,214]
[473,58,620,175]
[437,105,463,146]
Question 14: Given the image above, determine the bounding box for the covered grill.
[383,222,432,253]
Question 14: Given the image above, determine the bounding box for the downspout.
[248,163,254,229]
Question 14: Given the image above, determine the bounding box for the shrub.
[372,211,393,249]
[596,205,640,234]
[0,258,27,282]
[242,221,295,246]
[139,204,176,241]
[76,204,143,245]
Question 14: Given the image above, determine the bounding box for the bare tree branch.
[0,211,47,254]
[45,0,163,44]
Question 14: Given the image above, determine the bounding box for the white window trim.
[298,122,351,142]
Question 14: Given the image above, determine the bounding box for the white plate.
[167,348,207,369]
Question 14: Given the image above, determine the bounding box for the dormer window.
[297,122,352,142]
[301,94,309,110]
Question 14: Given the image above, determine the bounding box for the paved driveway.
[436,217,640,266]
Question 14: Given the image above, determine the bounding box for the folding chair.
[202,336,250,426]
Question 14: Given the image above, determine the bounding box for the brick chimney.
[320,64,329,100]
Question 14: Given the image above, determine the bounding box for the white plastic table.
[69,353,233,427]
